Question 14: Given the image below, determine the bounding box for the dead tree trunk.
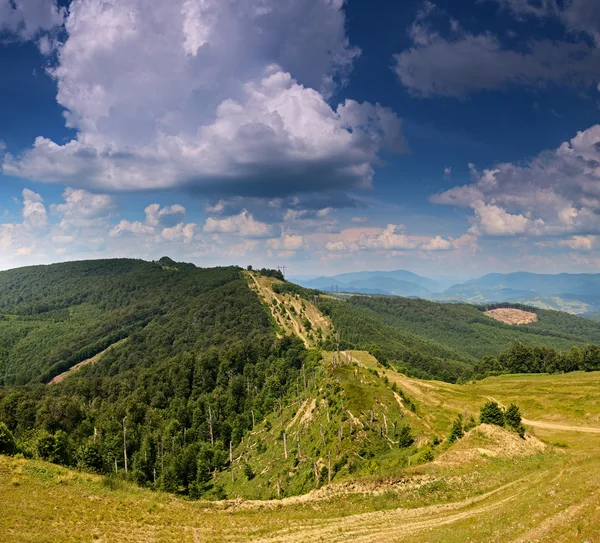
[122,416,128,475]
[208,406,214,446]
[283,432,288,459]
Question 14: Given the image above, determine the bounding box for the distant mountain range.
[290,270,600,317]
[291,270,443,298]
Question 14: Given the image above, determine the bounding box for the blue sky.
[2,0,600,277]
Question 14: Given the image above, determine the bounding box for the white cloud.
[267,233,305,252]
[351,216,368,223]
[0,0,65,40]
[22,188,48,229]
[144,204,186,228]
[325,240,356,252]
[109,203,195,241]
[443,166,452,180]
[421,235,453,251]
[357,224,419,250]
[432,124,600,237]
[203,210,272,238]
[470,201,530,236]
[3,0,405,198]
[52,235,74,245]
[51,187,115,228]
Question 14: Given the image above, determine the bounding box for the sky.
[2,0,600,277]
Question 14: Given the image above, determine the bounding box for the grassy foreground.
[2,368,600,542]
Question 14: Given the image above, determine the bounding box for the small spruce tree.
[398,424,415,448]
[480,401,505,427]
[447,415,464,444]
[504,403,522,429]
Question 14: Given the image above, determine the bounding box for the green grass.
[3,363,600,541]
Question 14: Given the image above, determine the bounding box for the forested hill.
[0,257,274,385]
[317,295,600,381]
[0,258,319,496]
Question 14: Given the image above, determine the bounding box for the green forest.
[2,258,600,498]
[316,295,600,381]
[0,258,318,497]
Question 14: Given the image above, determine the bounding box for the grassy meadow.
[2,362,600,542]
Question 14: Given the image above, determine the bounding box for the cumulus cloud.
[421,235,453,251]
[559,235,596,251]
[320,224,462,254]
[393,1,600,97]
[357,224,419,250]
[266,233,305,252]
[110,203,196,242]
[0,189,48,262]
[51,187,115,228]
[203,210,272,238]
[0,0,65,41]
[3,0,405,198]
[432,124,600,237]
[22,188,48,229]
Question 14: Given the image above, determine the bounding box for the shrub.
[398,424,415,448]
[77,442,104,473]
[0,422,16,454]
[447,415,464,444]
[504,404,522,429]
[480,401,505,427]
[243,463,255,480]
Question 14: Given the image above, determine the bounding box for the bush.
[447,415,464,444]
[480,401,505,427]
[77,442,104,473]
[504,404,522,429]
[243,463,255,480]
[0,422,16,454]
[398,424,415,448]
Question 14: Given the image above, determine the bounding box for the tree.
[504,403,525,438]
[0,422,16,454]
[77,442,104,473]
[398,424,415,448]
[480,401,505,427]
[504,404,522,429]
[447,415,464,443]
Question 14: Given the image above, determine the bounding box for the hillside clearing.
[246,272,332,347]
[49,339,127,384]
[484,308,538,325]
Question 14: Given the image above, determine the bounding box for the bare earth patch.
[484,308,538,325]
[436,424,546,466]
